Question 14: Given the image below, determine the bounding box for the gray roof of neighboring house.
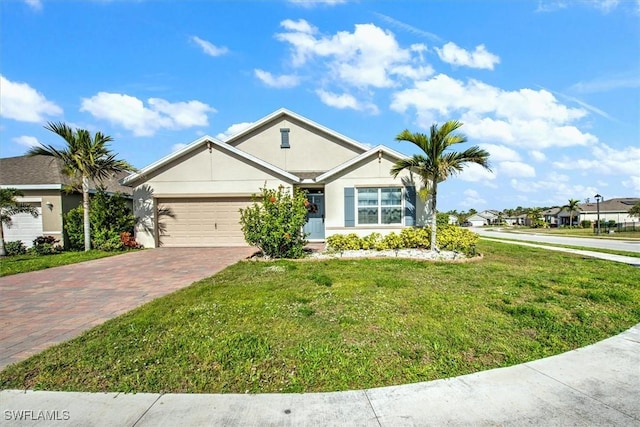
[0,155,132,195]
[578,197,639,213]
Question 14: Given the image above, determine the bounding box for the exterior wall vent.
[280,128,290,149]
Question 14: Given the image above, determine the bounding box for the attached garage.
[2,203,43,248]
[157,197,252,247]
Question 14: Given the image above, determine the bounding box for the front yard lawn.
[0,250,125,277]
[1,240,638,393]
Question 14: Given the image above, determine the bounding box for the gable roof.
[122,135,300,186]
[0,155,132,194]
[223,108,371,154]
[578,197,639,213]
[315,145,407,183]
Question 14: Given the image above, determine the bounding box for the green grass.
[1,240,638,394]
[479,237,640,258]
[500,227,640,240]
[0,250,125,277]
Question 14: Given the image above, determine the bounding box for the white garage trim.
[157,197,252,247]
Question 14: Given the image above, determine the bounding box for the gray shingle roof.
[578,197,639,213]
[0,155,132,195]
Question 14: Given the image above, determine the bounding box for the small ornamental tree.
[239,186,309,258]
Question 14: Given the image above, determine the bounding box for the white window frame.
[356,187,403,226]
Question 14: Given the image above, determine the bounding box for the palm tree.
[28,122,135,251]
[391,121,491,251]
[527,207,543,228]
[562,198,580,227]
[1,188,40,256]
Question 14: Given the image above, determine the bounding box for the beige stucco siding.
[323,153,427,236]
[229,117,364,172]
[133,144,292,248]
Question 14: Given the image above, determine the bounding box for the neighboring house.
[466,210,500,227]
[123,108,426,248]
[543,207,562,226]
[0,155,132,247]
[574,197,639,225]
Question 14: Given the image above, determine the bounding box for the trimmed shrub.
[5,240,27,256]
[239,186,309,259]
[326,226,479,256]
[29,235,62,256]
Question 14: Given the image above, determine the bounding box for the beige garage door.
[157,197,252,247]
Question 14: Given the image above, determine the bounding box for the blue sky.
[1,0,638,212]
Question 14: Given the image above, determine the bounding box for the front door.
[304,192,325,240]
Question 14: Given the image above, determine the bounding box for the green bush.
[325,233,361,251]
[326,226,478,255]
[63,189,135,251]
[239,186,309,259]
[29,235,62,256]
[581,220,591,229]
[4,240,26,256]
[436,225,479,254]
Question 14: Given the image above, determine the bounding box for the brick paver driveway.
[0,247,256,370]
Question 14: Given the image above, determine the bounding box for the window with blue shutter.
[404,186,416,226]
[344,187,355,227]
[280,128,290,148]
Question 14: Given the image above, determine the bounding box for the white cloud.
[479,143,521,162]
[622,176,640,192]
[80,92,215,137]
[499,161,536,178]
[569,73,640,94]
[254,69,300,88]
[315,89,379,114]
[215,122,254,141]
[552,143,640,176]
[529,150,547,161]
[590,0,620,12]
[391,74,597,149]
[23,0,42,11]
[373,13,442,42]
[275,20,427,88]
[171,143,188,152]
[435,42,500,70]
[457,163,497,183]
[462,189,486,207]
[12,135,42,148]
[190,36,228,57]
[0,75,63,122]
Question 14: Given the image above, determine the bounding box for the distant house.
[466,210,501,227]
[571,198,639,226]
[543,207,562,226]
[0,155,132,247]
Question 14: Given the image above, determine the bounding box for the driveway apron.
[0,247,256,370]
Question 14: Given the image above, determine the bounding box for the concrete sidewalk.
[480,237,640,267]
[2,324,638,426]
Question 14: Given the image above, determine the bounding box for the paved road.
[473,228,640,253]
[0,247,256,369]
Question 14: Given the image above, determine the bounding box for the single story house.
[123,108,427,248]
[466,210,501,227]
[573,197,639,225]
[0,155,132,247]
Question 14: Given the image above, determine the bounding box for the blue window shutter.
[404,186,416,226]
[280,128,290,148]
[344,187,355,227]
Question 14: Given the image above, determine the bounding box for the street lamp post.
[594,194,602,235]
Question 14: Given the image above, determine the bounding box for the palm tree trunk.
[431,179,438,251]
[0,222,6,256]
[82,176,91,251]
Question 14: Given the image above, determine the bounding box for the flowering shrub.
[239,187,309,258]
